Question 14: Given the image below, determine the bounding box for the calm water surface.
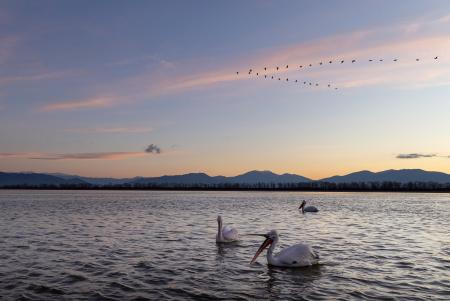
[1,190,449,300]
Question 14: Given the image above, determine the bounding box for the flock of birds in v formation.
[235,56,440,90]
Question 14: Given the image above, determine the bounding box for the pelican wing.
[275,243,318,266]
[304,206,319,212]
[222,225,239,241]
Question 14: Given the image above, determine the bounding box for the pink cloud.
[0,70,77,85]
[0,151,156,161]
[0,144,164,161]
[40,96,116,112]
[64,127,153,133]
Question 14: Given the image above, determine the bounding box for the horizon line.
[0,167,447,181]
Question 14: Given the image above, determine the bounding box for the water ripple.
[1,190,450,300]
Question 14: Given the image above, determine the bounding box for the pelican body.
[250,230,319,267]
[299,200,318,213]
[216,215,239,243]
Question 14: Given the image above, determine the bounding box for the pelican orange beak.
[250,234,273,264]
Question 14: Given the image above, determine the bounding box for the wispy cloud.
[64,127,153,133]
[396,153,437,159]
[40,96,116,112]
[28,152,147,160]
[0,143,163,160]
[36,13,450,111]
[107,54,175,69]
[172,15,450,91]
[0,70,77,85]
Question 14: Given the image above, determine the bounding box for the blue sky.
[1,1,450,178]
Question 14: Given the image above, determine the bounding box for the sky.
[1,0,450,179]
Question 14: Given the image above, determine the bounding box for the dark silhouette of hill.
[0,172,88,186]
[320,169,450,183]
[2,169,450,189]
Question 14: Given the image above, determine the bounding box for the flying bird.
[379,59,383,62]
[434,56,439,60]
[309,64,312,67]
[278,78,281,80]
[328,84,331,88]
[236,71,239,75]
[295,80,298,83]
[315,83,319,86]
[216,215,239,243]
[299,200,319,213]
[416,58,420,61]
[286,65,289,69]
[303,81,306,84]
[276,66,279,70]
[340,60,344,64]
[271,76,274,79]
[351,59,356,63]
[286,78,289,81]
[319,62,323,65]
[264,67,267,70]
[329,60,332,64]
[264,75,267,78]
[256,72,259,76]
[393,59,398,62]
[250,230,319,267]
[369,59,373,62]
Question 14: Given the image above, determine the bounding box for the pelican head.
[299,200,306,210]
[250,230,278,264]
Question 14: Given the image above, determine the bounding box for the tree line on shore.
[2,181,450,192]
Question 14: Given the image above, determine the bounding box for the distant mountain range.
[1,169,450,187]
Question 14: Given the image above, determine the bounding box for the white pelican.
[299,200,319,213]
[250,230,319,267]
[216,215,239,243]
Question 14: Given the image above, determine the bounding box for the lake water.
[0,190,449,300]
